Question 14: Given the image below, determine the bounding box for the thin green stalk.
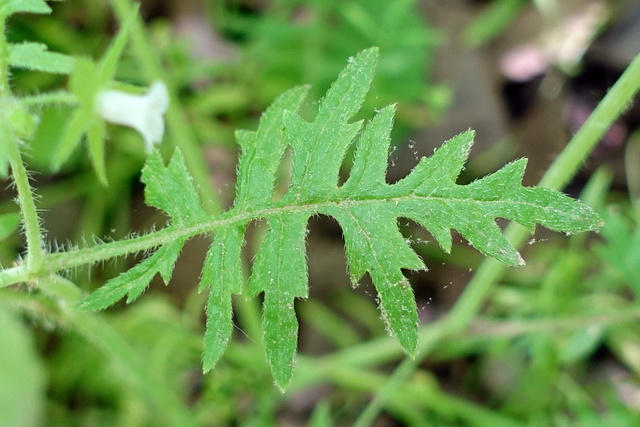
[0,18,8,96]
[0,191,512,288]
[327,364,521,427]
[109,0,222,214]
[7,141,45,275]
[21,91,78,107]
[355,52,640,426]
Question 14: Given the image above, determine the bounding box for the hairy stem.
[0,193,477,288]
[21,91,78,107]
[7,141,45,275]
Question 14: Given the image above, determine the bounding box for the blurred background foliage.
[1,0,640,425]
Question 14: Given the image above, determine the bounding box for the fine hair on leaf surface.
[76,47,602,389]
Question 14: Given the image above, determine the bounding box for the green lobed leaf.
[200,85,308,373]
[234,85,309,209]
[282,48,377,202]
[79,149,207,311]
[80,47,603,390]
[8,42,74,74]
[0,212,21,241]
[324,204,423,352]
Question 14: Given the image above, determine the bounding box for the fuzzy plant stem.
[1,16,45,275]
[21,91,78,107]
[355,52,640,427]
[7,142,45,275]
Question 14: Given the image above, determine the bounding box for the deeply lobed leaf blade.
[78,47,603,392]
[325,204,423,352]
[341,104,396,196]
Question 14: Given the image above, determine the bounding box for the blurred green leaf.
[54,58,99,169]
[559,326,605,363]
[463,0,527,48]
[0,0,50,17]
[87,119,107,185]
[53,11,135,182]
[0,213,21,241]
[8,42,74,74]
[593,210,640,292]
[309,400,334,427]
[0,303,46,427]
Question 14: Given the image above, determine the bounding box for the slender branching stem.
[0,194,481,288]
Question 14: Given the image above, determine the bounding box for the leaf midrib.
[24,192,565,282]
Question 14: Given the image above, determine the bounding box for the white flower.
[95,81,169,153]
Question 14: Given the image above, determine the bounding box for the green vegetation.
[1,0,639,425]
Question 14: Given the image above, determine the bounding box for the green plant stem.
[315,304,633,375]
[21,91,78,107]
[0,190,542,288]
[7,141,45,275]
[0,18,8,96]
[355,52,640,427]
[109,0,222,214]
